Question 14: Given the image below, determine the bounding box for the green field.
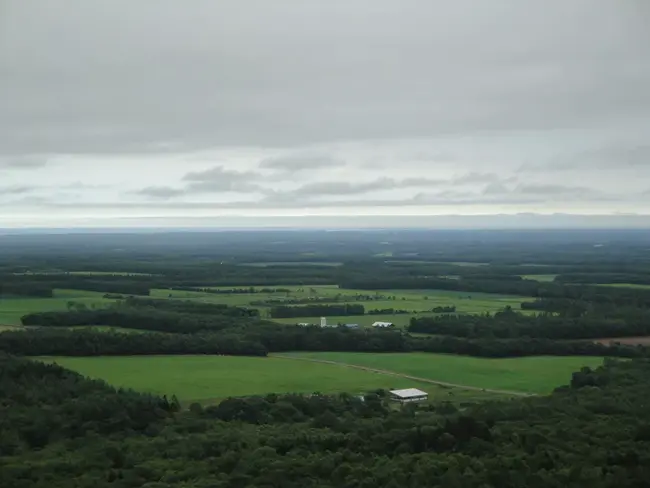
[597,283,650,290]
[521,274,558,282]
[36,355,504,404]
[280,352,605,394]
[15,271,154,276]
[0,289,111,325]
[154,286,532,325]
[1,284,531,329]
[239,262,342,267]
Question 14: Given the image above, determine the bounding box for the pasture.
[0,289,110,325]
[155,285,532,326]
[0,283,532,330]
[280,352,605,394]
[36,355,505,405]
[520,274,558,282]
[238,262,342,267]
[596,283,650,290]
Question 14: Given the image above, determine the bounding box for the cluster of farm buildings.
[296,318,395,329]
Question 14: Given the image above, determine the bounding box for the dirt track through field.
[271,354,535,397]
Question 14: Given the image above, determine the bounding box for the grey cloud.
[0,156,49,169]
[1,1,649,223]
[452,172,502,184]
[265,176,446,201]
[512,183,601,197]
[0,185,39,195]
[137,186,187,199]
[136,165,264,198]
[479,181,607,199]
[1,1,648,154]
[182,166,263,193]
[259,154,345,171]
[520,143,650,173]
[482,182,511,195]
[582,144,650,168]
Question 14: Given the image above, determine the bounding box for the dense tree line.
[173,286,292,294]
[409,307,650,340]
[341,275,650,307]
[122,297,259,317]
[269,303,365,318]
[556,272,650,285]
[1,274,150,296]
[3,354,650,486]
[3,319,644,359]
[0,329,269,357]
[367,307,412,315]
[0,354,178,453]
[0,282,53,298]
[21,307,266,334]
[417,335,646,358]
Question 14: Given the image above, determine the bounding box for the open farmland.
[520,274,558,282]
[152,285,533,327]
[238,261,343,267]
[596,283,650,290]
[279,352,605,394]
[0,289,111,325]
[36,355,506,405]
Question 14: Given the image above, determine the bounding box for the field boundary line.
[270,354,535,397]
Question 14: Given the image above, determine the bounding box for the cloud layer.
[0,0,649,226]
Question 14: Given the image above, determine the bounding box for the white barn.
[372,321,394,328]
[389,388,428,403]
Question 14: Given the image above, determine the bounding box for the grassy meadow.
[279,352,605,394]
[596,283,650,290]
[154,285,533,327]
[520,274,558,282]
[36,355,506,405]
[0,283,533,328]
[238,262,343,267]
[0,289,111,325]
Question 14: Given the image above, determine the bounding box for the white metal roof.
[389,388,428,398]
[372,321,393,326]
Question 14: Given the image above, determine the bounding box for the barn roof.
[389,388,428,398]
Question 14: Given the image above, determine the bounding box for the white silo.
[320,317,327,327]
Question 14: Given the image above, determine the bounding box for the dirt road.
[271,354,535,397]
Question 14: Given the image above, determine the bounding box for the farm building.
[344,323,359,329]
[389,388,428,403]
[372,321,394,328]
[297,322,312,326]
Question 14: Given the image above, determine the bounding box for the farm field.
[1,283,532,328]
[238,261,342,267]
[14,271,154,276]
[520,274,558,282]
[596,283,650,290]
[279,352,605,394]
[0,289,111,325]
[35,355,506,405]
[154,285,533,325]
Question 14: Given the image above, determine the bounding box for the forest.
[3,353,650,487]
[408,306,650,340]
[269,303,365,318]
[4,229,650,486]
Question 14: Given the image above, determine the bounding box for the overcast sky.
[1,0,649,227]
